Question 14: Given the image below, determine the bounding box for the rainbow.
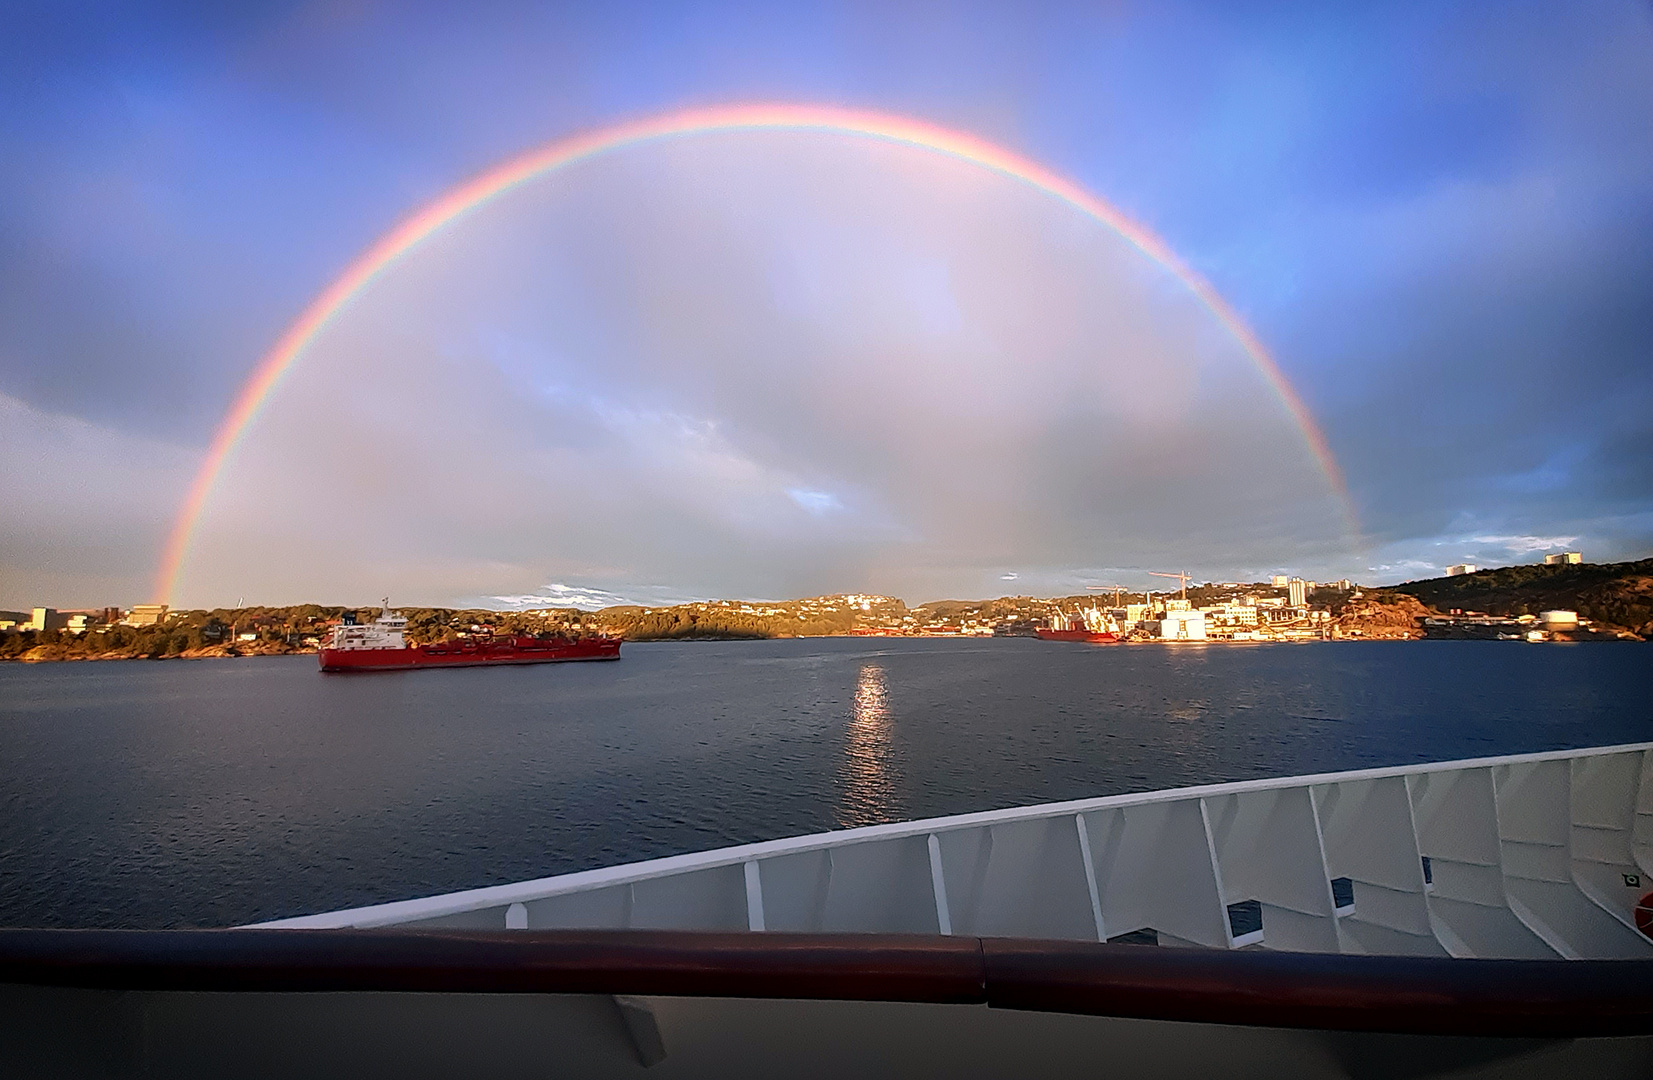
[155,103,1357,604]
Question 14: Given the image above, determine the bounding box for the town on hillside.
[3,554,1647,662]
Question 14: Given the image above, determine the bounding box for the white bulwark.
[258,743,1653,960]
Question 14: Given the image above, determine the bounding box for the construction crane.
[1086,585,1126,606]
[1148,571,1192,601]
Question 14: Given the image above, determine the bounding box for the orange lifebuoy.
[1636,892,1653,939]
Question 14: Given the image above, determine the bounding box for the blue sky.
[3,1,1650,608]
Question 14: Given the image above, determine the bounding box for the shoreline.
[4,631,1640,665]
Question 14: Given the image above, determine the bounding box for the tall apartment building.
[1288,578,1307,607]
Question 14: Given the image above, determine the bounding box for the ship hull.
[1034,628,1118,643]
[319,636,620,672]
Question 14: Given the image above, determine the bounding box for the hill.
[1393,558,1653,636]
[1329,590,1431,640]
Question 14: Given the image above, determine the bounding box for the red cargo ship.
[318,603,621,672]
[1034,605,1119,644]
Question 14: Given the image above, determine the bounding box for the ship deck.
[8,743,1653,1076]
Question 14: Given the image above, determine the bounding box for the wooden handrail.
[2,929,1651,1037]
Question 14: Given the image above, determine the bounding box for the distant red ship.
[1034,605,1120,644]
[318,603,621,672]
[1034,627,1118,644]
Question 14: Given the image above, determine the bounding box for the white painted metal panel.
[1570,751,1648,933]
[934,817,1096,941]
[396,906,517,930]
[1494,758,1651,958]
[754,849,832,932]
[817,835,940,934]
[1632,751,1653,879]
[1206,787,1339,953]
[1081,801,1228,948]
[1313,776,1441,956]
[630,864,748,931]
[1410,768,1558,958]
[522,884,630,929]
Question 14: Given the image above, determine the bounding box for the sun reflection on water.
[837,663,897,828]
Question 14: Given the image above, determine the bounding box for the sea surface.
[1,638,1647,928]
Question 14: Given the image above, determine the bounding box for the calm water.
[0,638,1647,928]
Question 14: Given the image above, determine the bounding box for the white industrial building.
[1158,609,1206,641]
[124,604,169,626]
[25,607,65,631]
[1199,603,1258,628]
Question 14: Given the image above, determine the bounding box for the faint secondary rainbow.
[155,102,1358,604]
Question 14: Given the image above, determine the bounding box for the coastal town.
[2,553,1647,662]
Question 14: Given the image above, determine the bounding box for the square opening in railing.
[1227,899,1263,944]
[1106,927,1159,946]
[1330,877,1355,911]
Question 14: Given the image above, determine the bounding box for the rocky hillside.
[1393,558,1653,637]
[1332,591,1431,639]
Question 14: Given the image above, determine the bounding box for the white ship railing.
[256,742,1653,959]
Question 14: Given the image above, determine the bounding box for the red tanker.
[1034,627,1119,644]
[318,604,621,672]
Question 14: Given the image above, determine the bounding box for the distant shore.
[3,623,1638,665]
[6,560,1648,664]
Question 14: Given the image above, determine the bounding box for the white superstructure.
[325,601,408,651]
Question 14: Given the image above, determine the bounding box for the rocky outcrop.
[1333,591,1429,640]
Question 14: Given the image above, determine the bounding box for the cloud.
[160,133,1356,607]
[1367,559,1439,575]
[490,584,642,611]
[1467,534,1580,555]
[788,489,843,515]
[0,392,193,607]
[490,582,713,610]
